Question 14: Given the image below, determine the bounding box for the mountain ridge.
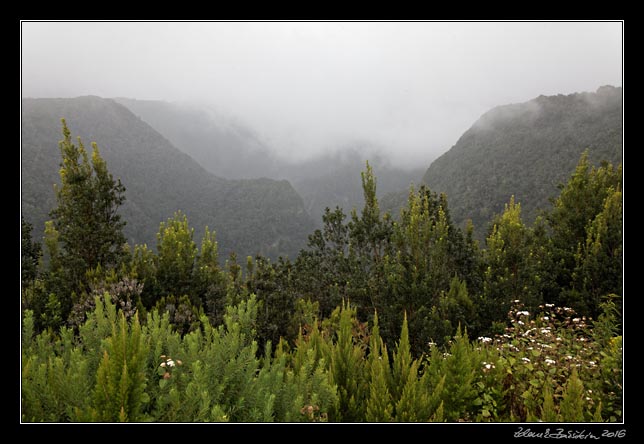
[21,96,315,260]
[421,85,622,236]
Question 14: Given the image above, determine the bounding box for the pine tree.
[481,196,543,333]
[156,211,198,303]
[391,312,413,402]
[46,119,127,322]
[386,184,479,352]
[437,327,477,421]
[328,301,366,421]
[346,161,394,322]
[92,311,149,422]
[365,312,393,422]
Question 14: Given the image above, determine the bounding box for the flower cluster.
[159,355,183,380]
[475,300,614,421]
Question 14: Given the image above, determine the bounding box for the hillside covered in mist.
[21,96,316,260]
[421,85,623,236]
[114,98,426,226]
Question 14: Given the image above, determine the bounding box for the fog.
[21,21,622,169]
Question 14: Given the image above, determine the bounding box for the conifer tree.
[92,310,148,422]
[481,196,543,333]
[572,188,622,318]
[156,211,198,302]
[45,120,127,323]
[432,326,477,421]
[546,152,622,315]
[391,312,413,402]
[328,301,366,421]
[365,312,393,422]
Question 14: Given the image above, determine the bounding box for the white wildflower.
[167,360,175,367]
[518,320,525,326]
[478,336,492,343]
[521,357,531,363]
[542,316,549,321]
[573,318,581,323]
[159,362,166,368]
[541,329,550,334]
[513,299,521,304]
[516,311,530,317]
[556,337,562,341]
[544,359,556,365]
[589,361,596,366]
[566,355,573,360]
[545,303,554,308]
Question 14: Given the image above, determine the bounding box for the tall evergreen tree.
[44,120,127,325]
[546,152,622,317]
[50,119,127,277]
[480,196,544,333]
[156,211,198,302]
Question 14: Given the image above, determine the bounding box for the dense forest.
[21,118,622,422]
[21,96,316,260]
[421,86,622,239]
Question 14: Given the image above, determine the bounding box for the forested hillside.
[21,116,622,422]
[21,96,315,260]
[421,86,622,237]
[114,98,424,226]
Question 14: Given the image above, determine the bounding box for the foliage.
[21,97,316,262]
[474,300,621,422]
[21,108,622,423]
[21,216,42,288]
[49,119,127,289]
[547,152,623,319]
[480,196,546,334]
[22,293,622,422]
[422,86,622,239]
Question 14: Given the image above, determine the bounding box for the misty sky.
[21,21,623,167]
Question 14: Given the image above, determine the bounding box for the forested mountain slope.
[113,97,281,180]
[21,96,315,260]
[422,85,622,235]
